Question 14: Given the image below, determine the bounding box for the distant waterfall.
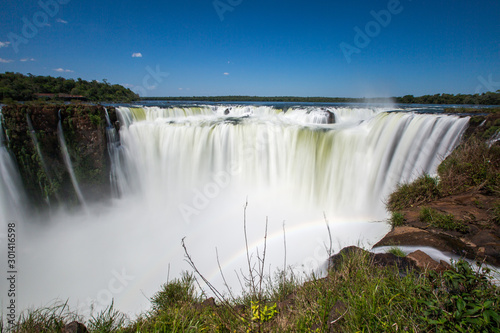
[57,110,87,208]
[0,107,26,222]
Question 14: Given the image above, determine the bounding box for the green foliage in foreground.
[4,252,499,332]
[421,260,500,332]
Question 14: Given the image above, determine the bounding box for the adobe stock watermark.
[7,0,71,53]
[75,268,134,318]
[475,74,500,94]
[213,0,243,21]
[290,237,331,278]
[340,0,409,64]
[132,65,169,97]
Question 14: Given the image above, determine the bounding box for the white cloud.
[53,68,74,73]
[132,53,143,58]
[56,18,68,24]
[0,41,10,48]
[223,72,229,75]
[122,83,134,88]
[0,58,14,63]
[20,58,36,62]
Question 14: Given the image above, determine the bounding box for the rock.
[194,297,217,310]
[328,246,416,275]
[62,321,88,333]
[407,250,439,271]
[374,226,476,260]
[325,111,335,124]
[407,250,453,273]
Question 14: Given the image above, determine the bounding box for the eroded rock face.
[376,193,500,266]
[1,104,118,210]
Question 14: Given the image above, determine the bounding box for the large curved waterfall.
[0,104,469,318]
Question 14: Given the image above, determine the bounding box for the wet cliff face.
[1,104,118,210]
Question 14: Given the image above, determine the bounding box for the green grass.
[390,211,405,228]
[438,137,500,196]
[387,246,406,257]
[493,201,500,225]
[4,252,499,332]
[386,174,440,211]
[419,207,469,232]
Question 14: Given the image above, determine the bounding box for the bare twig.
[243,200,257,296]
[216,247,236,301]
[282,220,287,289]
[181,237,244,323]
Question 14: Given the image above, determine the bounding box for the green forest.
[1,72,499,105]
[0,72,139,102]
[146,91,500,105]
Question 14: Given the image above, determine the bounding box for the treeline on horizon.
[0,72,139,102]
[147,91,500,105]
[1,72,499,105]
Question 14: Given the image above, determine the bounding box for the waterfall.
[104,107,125,197]
[0,107,26,222]
[0,104,471,319]
[115,106,469,219]
[57,110,87,208]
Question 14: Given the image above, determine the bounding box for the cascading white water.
[104,108,125,198]
[0,107,26,223]
[1,104,470,320]
[57,110,87,208]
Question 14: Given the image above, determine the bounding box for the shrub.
[151,272,198,311]
[390,211,405,227]
[419,207,469,232]
[438,137,500,196]
[387,174,440,211]
[419,260,500,332]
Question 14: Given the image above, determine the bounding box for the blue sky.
[0,0,499,98]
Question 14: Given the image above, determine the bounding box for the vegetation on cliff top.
[387,113,500,214]
[0,72,139,102]
[145,91,500,105]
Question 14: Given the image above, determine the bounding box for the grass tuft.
[390,211,405,228]
[386,174,440,211]
[387,246,406,257]
[87,302,128,332]
[151,272,198,311]
[419,207,469,232]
